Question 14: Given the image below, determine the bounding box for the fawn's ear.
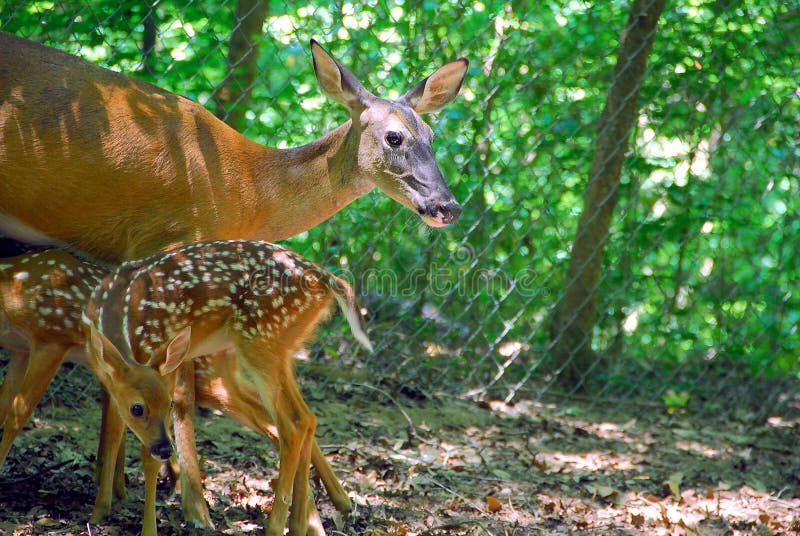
[87,324,125,379]
[159,326,193,376]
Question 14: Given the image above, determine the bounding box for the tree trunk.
[549,0,667,386]
[213,0,269,130]
[141,4,157,73]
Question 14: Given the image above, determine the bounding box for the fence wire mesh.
[1,0,799,417]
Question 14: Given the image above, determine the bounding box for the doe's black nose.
[437,200,462,224]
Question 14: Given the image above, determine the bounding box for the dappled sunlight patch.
[3,381,799,534]
[383,440,485,475]
[765,415,800,428]
[498,340,529,357]
[422,341,449,357]
[201,462,274,510]
[535,449,641,473]
[485,398,553,418]
[613,485,800,534]
[227,519,263,533]
[674,440,721,458]
[586,420,637,441]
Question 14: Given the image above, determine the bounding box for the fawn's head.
[84,323,192,461]
[311,40,468,227]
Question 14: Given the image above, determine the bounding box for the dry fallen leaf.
[486,495,502,513]
[693,516,732,536]
[631,512,645,529]
[660,504,672,529]
[388,521,409,536]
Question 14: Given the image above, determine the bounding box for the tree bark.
[141,4,157,73]
[213,0,269,130]
[549,0,667,386]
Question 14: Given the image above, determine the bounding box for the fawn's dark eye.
[385,131,403,147]
[170,400,175,411]
[130,403,145,418]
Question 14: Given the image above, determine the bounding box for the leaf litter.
[1,368,799,535]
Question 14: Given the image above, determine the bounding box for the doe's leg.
[0,342,69,467]
[0,349,28,427]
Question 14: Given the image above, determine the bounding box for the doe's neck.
[249,121,374,241]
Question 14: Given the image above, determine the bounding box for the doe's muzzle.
[420,199,461,225]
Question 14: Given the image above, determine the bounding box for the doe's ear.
[399,58,469,114]
[159,326,193,376]
[310,39,376,114]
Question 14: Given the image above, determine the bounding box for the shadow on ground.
[1,364,799,535]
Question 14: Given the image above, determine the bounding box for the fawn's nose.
[150,441,173,461]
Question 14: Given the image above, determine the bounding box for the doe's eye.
[130,403,145,418]
[385,131,403,147]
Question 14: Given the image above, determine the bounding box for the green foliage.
[663,389,691,414]
[2,0,797,402]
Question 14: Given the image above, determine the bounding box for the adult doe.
[0,33,468,263]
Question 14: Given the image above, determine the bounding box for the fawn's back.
[89,240,368,365]
[0,250,105,350]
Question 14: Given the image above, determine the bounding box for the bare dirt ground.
[1,364,799,536]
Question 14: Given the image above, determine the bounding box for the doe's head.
[311,39,468,227]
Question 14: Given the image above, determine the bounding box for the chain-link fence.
[1,0,799,417]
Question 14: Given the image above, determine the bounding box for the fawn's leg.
[310,442,351,514]
[286,375,322,536]
[91,397,126,523]
[196,351,350,516]
[235,349,295,535]
[196,353,327,535]
[173,360,214,528]
[0,342,69,467]
[113,437,127,499]
[96,388,128,499]
[305,497,327,536]
[141,444,161,536]
[247,360,315,536]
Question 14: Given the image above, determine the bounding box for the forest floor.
[1,364,799,536]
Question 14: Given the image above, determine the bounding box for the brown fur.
[0,249,353,534]
[86,240,370,536]
[0,33,467,263]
